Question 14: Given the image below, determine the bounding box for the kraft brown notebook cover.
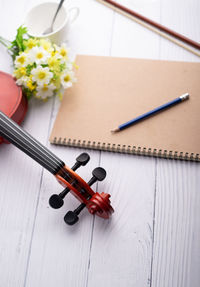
[50,55,200,161]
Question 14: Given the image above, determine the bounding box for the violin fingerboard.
[0,111,64,174]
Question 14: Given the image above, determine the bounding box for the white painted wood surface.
[0,0,199,286]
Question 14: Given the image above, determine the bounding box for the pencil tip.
[111,128,120,133]
[180,93,190,101]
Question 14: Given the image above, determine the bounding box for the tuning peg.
[49,153,90,209]
[49,187,69,209]
[88,167,106,186]
[64,203,86,225]
[71,153,90,171]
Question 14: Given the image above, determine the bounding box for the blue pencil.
[111,93,189,133]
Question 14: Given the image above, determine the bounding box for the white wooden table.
[0,0,199,286]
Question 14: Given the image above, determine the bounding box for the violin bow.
[0,111,114,225]
[96,0,200,57]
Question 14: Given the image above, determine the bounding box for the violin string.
[1,124,72,180]
[0,125,59,170]
[0,112,63,167]
[0,117,61,172]
[0,126,57,169]
[0,127,59,173]
[0,112,62,167]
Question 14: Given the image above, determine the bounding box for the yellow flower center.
[60,48,67,57]
[42,85,48,92]
[27,41,34,49]
[27,80,35,91]
[40,39,51,51]
[19,67,26,75]
[14,67,26,78]
[25,38,38,49]
[49,58,56,66]
[64,75,70,82]
[43,43,51,51]
[38,71,46,80]
[36,52,43,59]
[18,56,25,64]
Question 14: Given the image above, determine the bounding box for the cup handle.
[68,7,80,24]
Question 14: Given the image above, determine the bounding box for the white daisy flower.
[14,52,31,68]
[36,83,56,100]
[31,66,53,85]
[16,76,29,86]
[39,39,54,52]
[61,70,76,89]
[56,43,69,60]
[28,46,51,65]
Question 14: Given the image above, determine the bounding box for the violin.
[0,71,28,144]
[0,72,114,225]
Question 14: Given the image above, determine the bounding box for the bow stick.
[96,0,200,57]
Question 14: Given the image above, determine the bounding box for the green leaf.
[23,87,33,100]
[26,64,34,76]
[8,26,28,60]
[41,64,48,68]
[60,63,66,72]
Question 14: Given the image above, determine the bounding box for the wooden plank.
[159,0,200,61]
[67,0,114,55]
[151,160,200,287]
[0,98,54,286]
[0,0,56,285]
[110,0,161,58]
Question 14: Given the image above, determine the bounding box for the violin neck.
[0,111,65,174]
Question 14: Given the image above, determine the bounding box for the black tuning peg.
[71,153,90,171]
[49,187,69,209]
[49,153,90,209]
[64,167,107,225]
[64,203,86,225]
[88,167,107,186]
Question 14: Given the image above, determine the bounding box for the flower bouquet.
[0,26,76,101]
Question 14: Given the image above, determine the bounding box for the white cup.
[24,2,79,44]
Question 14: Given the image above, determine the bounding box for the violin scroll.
[50,155,114,225]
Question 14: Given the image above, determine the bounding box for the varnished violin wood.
[0,71,28,144]
[55,165,114,218]
[56,165,95,201]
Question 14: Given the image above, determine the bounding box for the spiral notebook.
[50,55,200,161]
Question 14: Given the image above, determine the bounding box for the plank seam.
[85,152,101,287]
[85,216,95,287]
[109,9,116,56]
[23,167,44,287]
[150,158,158,287]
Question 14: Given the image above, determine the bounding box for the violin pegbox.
[49,153,90,209]
[49,153,114,225]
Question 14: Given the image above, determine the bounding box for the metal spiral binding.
[52,137,200,162]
